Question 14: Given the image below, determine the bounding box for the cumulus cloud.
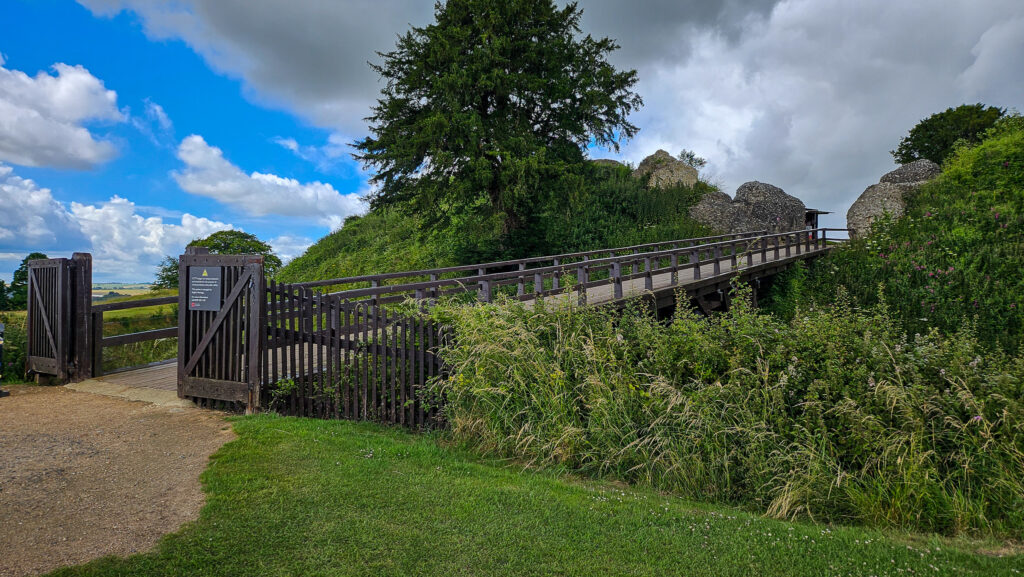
[0,163,87,249]
[0,57,123,169]
[0,162,234,280]
[269,234,314,263]
[70,196,232,273]
[173,134,366,229]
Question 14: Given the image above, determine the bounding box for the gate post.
[71,253,92,381]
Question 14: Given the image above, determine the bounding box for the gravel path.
[0,385,234,577]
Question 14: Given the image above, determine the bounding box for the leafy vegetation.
[431,287,1024,538]
[355,0,642,242]
[794,114,1024,353]
[280,163,714,282]
[155,230,283,288]
[891,103,1005,165]
[0,311,27,384]
[49,416,1022,576]
[1,252,47,311]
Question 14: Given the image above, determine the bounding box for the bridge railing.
[91,295,178,376]
[291,231,762,293]
[284,228,845,306]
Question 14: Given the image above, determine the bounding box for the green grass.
[48,415,1021,576]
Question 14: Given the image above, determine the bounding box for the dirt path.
[0,385,234,577]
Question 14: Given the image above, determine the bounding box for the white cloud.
[272,132,354,173]
[0,164,86,249]
[269,234,314,263]
[70,196,232,273]
[0,162,234,280]
[173,134,366,229]
[616,0,1024,223]
[0,58,123,169]
[131,98,175,146]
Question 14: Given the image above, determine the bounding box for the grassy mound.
[278,163,714,283]
[786,116,1024,352]
[432,289,1024,537]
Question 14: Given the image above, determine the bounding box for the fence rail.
[90,295,178,376]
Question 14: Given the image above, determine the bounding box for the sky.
[1,0,1021,283]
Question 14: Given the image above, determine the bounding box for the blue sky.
[1,0,1021,283]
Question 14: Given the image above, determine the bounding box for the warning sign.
[188,266,222,311]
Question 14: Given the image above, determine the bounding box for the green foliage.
[803,114,1024,352]
[48,416,1024,576]
[432,289,1024,537]
[677,149,707,169]
[5,252,47,310]
[277,210,445,283]
[891,103,1004,165]
[280,164,715,282]
[355,0,642,240]
[0,312,27,383]
[155,230,283,288]
[0,280,9,310]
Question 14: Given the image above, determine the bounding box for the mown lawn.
[50,415,1021,577]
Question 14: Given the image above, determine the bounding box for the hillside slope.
[783,116,1024,352]
[278,164,715,283]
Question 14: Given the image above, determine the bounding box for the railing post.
[761,237,768,262]
[786,235,792,257]
[577,263,588,305]
[429,273,438,299]
[517,263,527,297]
[552,258,561,290]
[644,257,653,291]
[534,272,544,296]
[774,237,780,260]
[691,249,701,280]
[730,242,738,269]
[670,252,679,286]
[713,245,722,275]
[821,229,827,249]
[611,261,623,300]
[478,280,492,303]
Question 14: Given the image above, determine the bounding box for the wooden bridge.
[25,228,846,425]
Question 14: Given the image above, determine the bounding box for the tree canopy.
[355,0,642,243]
[891,103,1004,165]
[5,253,48,310]
[154,231,282,289]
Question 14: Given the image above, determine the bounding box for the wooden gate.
[26,253,91,382]
[177,248,264,410]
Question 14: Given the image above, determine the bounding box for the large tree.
[153,231,283,289]
[355,0,642,241]
[891,103,1004,165]
[7,253,48,310]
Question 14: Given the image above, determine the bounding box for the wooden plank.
[181,377,249,403]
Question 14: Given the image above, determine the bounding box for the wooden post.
[577,263,588,305]
[71,253,92,382]
[670,253,679,286]
[611,261,623,300]
[552,258,560,290]
[517,263,526,297]
[91,311,104,377]
[478,280,492,303]
[713,246,722,275]
[690,249,701,280]
[644,257,653,291]
[534,272,544,296]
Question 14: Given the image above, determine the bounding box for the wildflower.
[972,415,983,422]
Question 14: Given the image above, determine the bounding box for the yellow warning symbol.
[202,269,209,277]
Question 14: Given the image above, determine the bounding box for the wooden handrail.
[294,228,849,304]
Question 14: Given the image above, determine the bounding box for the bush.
[430,289,1024,537]
[0,312,28,384]
[797,115,1024,353]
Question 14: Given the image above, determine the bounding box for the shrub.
[430,289,1024,537]
[0,312,28,384]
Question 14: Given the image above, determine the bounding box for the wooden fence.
[263,281,445,427]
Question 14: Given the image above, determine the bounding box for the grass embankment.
[787,116,1024,352]
[49,415,1021,577]
[431,290,1024,538]
[278,163,713,284]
